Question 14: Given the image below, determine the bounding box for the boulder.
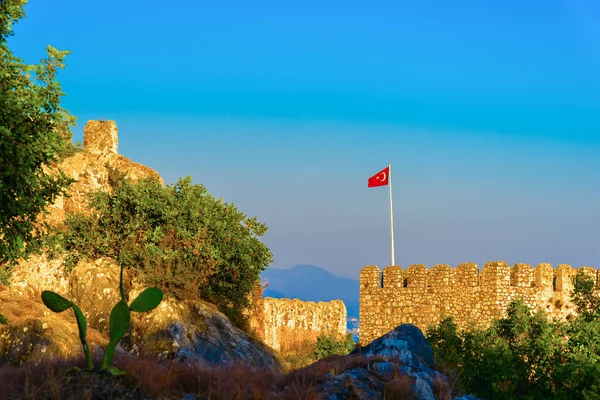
[312,324,479,400]
[0,288,108,365]
[7,253,70,299]
[351,323,435,369]
[68,258,130,334]
[125,293,282,372]
[0,258,282,372]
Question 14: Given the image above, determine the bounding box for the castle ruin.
[359,262,599,344]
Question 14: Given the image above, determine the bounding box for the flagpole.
[388,163,395,266]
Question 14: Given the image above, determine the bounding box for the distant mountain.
[262,288,286,299]
[260,264,360,319]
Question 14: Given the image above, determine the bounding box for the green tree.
[59,175,273,328]
[428,274,600,400]
[0,0,76,284]
[571,271,600,322]
[554,271,600,398]
[428,300,565,400]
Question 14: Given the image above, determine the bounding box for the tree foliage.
[57,175,273,326]
[427,272,600,400]
[0,0,76,283]
[311,333,356,361]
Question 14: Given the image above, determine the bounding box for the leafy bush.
[311,333,356,361]
[571,271,600,322]
[57,175,272,327]
[0,314,7,325]
[428,272,600,400]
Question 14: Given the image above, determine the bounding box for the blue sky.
[9,0,600,278]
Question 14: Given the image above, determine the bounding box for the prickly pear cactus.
[100,266,163,371]
[41,264,164,375]
[41,290,94,370]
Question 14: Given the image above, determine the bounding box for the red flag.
[368,166,389,187]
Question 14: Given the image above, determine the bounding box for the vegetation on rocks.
[311,332,356,361]
[0,329,455,400]
[56,174,273,329]
[427,270,600,400]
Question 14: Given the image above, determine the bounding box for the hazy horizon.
[9,0,600,279]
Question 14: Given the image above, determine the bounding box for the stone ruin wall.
[10,120,163,293]
[248,286,347,351]
[41,119,162,228]
[359,262,599,344]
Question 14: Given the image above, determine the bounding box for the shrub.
[428,292,600,400]
[58,175,272,328]
[571,270,600,322]
[311,333,356,361]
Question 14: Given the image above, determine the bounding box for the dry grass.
[432,362,463,399]
[432,374,454,400]
[275,326,348,371]
[277,326,322,354]
[0,353,405,400]
[0,346,456,400]
[275,326,321,370]
[0,357,140,400]
[384,374,417,400]
[0,353,328,400]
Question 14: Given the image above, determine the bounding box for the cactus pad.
[109,300,131,343]
[129,287,163,312]
[41,290,72,313]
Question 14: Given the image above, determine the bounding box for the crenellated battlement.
[361,262,598,291]
[359,262,598,344]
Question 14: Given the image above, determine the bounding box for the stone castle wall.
[248,290,347,351]
[359,262,599,344]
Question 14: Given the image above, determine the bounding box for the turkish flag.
[368,166,389,187]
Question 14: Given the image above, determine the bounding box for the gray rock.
[316,324,479,400]
[351,324,435,369]
[322,368,383,400]
[125,300,283,372]
[413,376,435,400]
[372,361,395,379]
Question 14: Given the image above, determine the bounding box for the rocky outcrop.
[0,258,282,372]
[0,287,109,365]
[10,120,162,292]
[8,253,70,299]
[2,119,285,373]
[312,324,479,400]
[126,298,282,371]
[41,120,162,228]
[68,258,131,334]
